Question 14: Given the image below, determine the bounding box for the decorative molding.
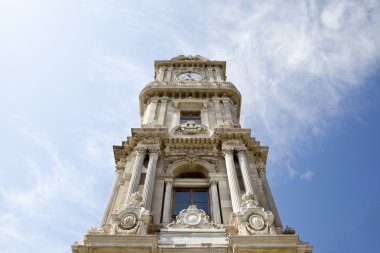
[235,194,275,235]
[116,158,127,171]
[166,205,223,230]
[171,55,209,61]
[171,121,209,135]
[222,120,241,128]
[109,192,150,236]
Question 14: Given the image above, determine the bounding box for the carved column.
[215,66,223,82]
[213,96,223,127]
[158,96,168,125]
[157,66,165,81]
[142,148,160,210]
[172,102,179,128]
[223,149,241,212]
[237,150,255,196]
[100,160,124,226]
[222,97,233,123]
[201,102,209,127]
[166,66,173,82]
[206,66,213,81]
[124,148,146,207]
[146,96,159,124]
[210,179,221,223]
[162,179,173,224]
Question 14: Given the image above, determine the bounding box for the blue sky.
[0,0,379,252]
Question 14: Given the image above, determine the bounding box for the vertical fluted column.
[166,66,173,81]
[162,179,173,224]
[237,150,255,196]
[158,97,168,125]
[213,96,223,127]
[100,161,124,226]
[124,148,146,206]
[222,97,233,122]
[146,96,159,124]
[142,148,160,210]
[201,103,209,126]
[157,66,165,81]
[206,66,213,81]
[223,149,241,212]
[215,66,223,81]
[210,179,222,223]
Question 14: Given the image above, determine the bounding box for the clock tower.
[72,55,312,253]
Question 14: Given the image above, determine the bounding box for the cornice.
[139,80,241,117]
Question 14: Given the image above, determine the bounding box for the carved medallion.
[119,213,137,230]
[248,214,265,231]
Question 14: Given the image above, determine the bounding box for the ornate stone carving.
[171,121,208,135]
[167,205,223,229]
[222,140,246,153]
[222,120,240,128]
[116,158,127,171]
[109,192,150,235]
[110,212,145,235]
[235,194,275,235]
[126,192,144,209]
[140,138,160,145]
[240,193,259,211]
[171,55,209,61]
[119,213,137,230]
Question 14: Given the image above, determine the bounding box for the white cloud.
[200,0,380,166]
[0,128,102,253]
[300,170,315,181]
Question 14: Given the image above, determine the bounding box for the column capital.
[160,96,169,103]
[222,148,234,156]
[135,146,147,155]
[236,148,247,155]
[210,178,218,184]
[150,96,159,103]
[148,147,161,156]
[164,178,173,183]
[115,158,127,171]
[222,97,231,103]
[212,97,221,102]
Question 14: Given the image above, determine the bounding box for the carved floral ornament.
[109,192,149,235]
[171,121,209,135]
[135,142,161,155]
[166,205,223,230]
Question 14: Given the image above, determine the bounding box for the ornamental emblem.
[248,214,265,231]
[119,213,137,230]
[166,205,222,229]
[171,121,208,135]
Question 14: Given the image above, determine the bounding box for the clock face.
[178,72,204,81]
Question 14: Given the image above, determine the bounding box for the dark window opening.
[180,111,201,124]
[172,189,209,219]
[177,172,207,178]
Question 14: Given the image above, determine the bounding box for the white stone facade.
[72,55,312,253]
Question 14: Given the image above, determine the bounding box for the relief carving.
[171,121,209,135]
[166,205,222,230]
